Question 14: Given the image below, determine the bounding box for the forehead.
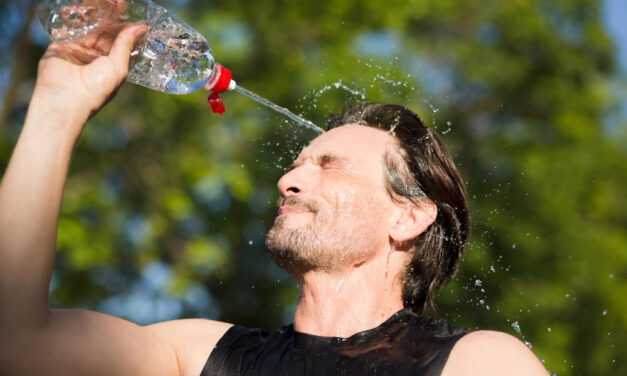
[298,124,395,164]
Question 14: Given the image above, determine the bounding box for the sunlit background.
[0,1,625,375]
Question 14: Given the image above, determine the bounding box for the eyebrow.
[287,153,348,171]
[318,153,340,165]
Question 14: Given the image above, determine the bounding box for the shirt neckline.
[291,309,418,351]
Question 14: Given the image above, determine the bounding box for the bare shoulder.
[441,330,548,376]
[148,318,233,376]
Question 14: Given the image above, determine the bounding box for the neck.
[292,254,405,338]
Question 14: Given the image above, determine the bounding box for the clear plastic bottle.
[37,0,322,125]
[38,0,234,95]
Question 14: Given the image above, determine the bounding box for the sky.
[604,0,627,71]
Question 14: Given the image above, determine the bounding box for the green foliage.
[0,0,625,374]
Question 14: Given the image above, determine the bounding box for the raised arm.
[0,25,230,376]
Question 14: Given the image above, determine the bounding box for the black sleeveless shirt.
[201,309,469,376]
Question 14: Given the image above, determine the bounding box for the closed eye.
[317,153,349,169]
[286,154,349,171]
[319,153,334,166]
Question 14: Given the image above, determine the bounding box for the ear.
[389,199,437,243]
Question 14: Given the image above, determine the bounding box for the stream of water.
[234,85,326,134]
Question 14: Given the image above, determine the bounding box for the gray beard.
[265,214,374,275]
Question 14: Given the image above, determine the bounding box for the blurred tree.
[0,0,625,375]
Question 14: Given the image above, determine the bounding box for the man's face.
[265,124,398,274]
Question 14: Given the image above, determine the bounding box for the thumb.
[109,24,149,75]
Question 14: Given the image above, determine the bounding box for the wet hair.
[327,102,471,315]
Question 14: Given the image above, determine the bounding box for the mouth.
[278,206,310,216]
[276,196,318,217]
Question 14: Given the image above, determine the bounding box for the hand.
[31,23,148,139]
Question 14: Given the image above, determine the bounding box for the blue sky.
[604,0,627,70]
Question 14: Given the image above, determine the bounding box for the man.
[0,25,548,375]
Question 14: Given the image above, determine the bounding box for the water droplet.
[511,321,521,334]
[547,327,551,332]
[474,279,483,287]
[512,243,517,249]
[248,240,253,245]
[602,309,608,316]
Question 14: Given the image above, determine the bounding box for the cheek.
[325,181,384,220]
[325,182,356,214]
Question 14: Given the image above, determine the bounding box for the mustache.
[276,196,320,214]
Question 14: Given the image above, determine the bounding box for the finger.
[42,41,100,65]
[108,24,148,74]
[93,30,118,56]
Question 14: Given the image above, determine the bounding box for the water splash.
[234,85,325,134]
[297,80,367,116]
[373,73,409,88]
[511,321,533,349]
[313,80,367,101]
[511,321,521,334]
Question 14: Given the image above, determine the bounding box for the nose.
[277,166,307,197]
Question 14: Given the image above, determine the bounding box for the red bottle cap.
[208,92,225,114]
[206,63,232,113]
[210,63,232,93]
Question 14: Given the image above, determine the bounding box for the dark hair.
[328,102,471,315]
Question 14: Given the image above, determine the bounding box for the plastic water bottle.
[37,0,323,125]
[37,0,236,100]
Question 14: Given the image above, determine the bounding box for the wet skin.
[268,124,422,337]
[275,124,397,257]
